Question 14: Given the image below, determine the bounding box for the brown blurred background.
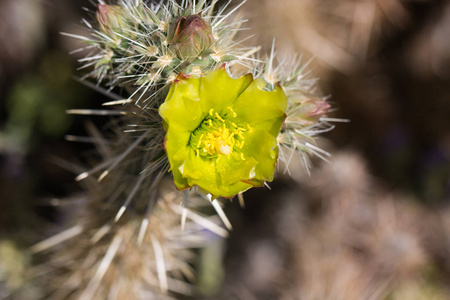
[0,0,449,299]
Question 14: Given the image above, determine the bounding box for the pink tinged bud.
[168,14,215,58]
[297,98,331,123]
[96,4,127,35]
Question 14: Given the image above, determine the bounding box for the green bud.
[168,14,215,59]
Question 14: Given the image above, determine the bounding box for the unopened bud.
[96,4,128,35]
[297,98,330,123]
[168,14,214,59]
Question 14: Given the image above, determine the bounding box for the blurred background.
[0,0,449,299]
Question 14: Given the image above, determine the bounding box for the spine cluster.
[33,0,341,298]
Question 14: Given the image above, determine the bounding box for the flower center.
[189,108,250,159]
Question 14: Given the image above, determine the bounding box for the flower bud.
[168,14,215,59]
[297,98,330,123]
[96,4,128,35]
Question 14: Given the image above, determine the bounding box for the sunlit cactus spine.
[75,0,256,105]
[31,176,228,299]
[65,0,263,219]
[31,0,343,298]
[67,0,339,198]
[246,45,339,175]
[65,0,264,205]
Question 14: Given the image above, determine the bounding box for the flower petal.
[199,68,253,113]
[252,116,286,138]
[216,152,258,186]
[159,75,204,132]
[182,149,219,192]
[233,79,287,126]
[164,128,190,190]
[198,180,254,199]
[223,181,254,198]
[241,128,278,181]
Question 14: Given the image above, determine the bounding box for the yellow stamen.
[194,113,248,158]
[215,113,225,122]
[227,106,237,118]
[197,134,204,148]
